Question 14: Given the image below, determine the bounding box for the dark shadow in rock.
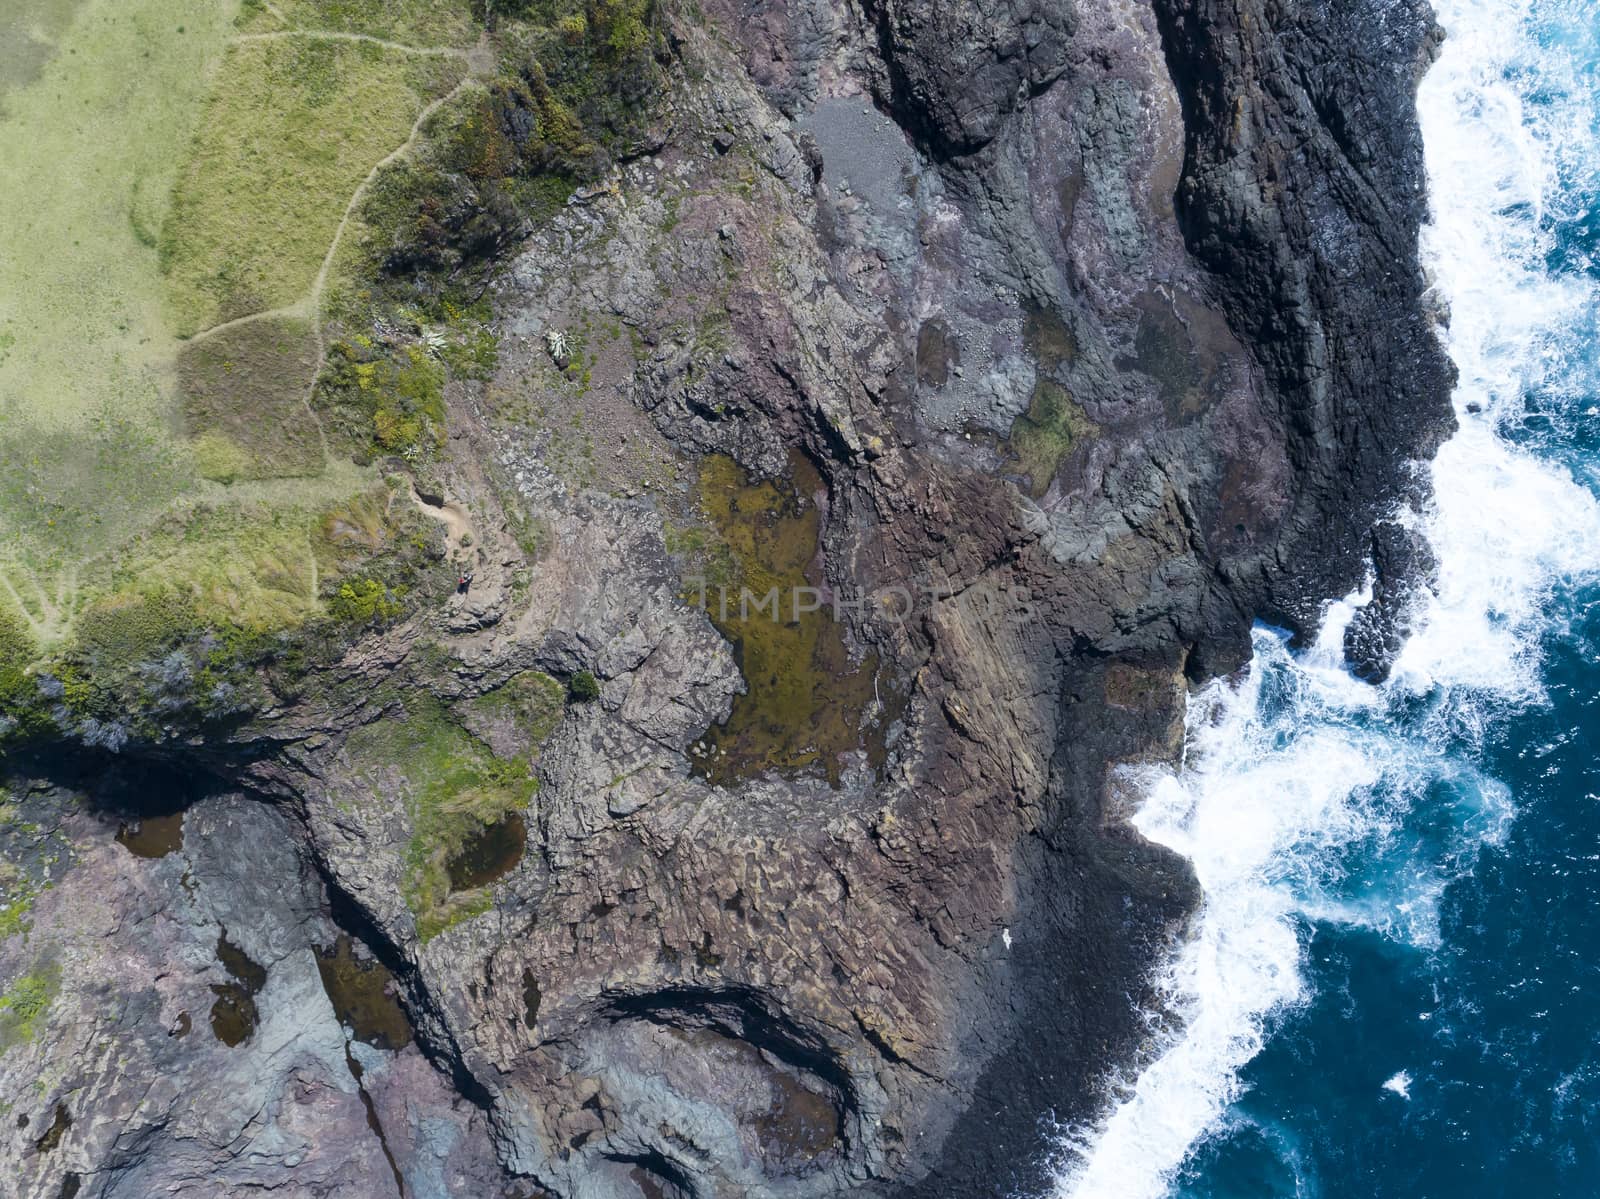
[343,1044,406,1198]
[6,747,226,855]
[521,968,541,1029]
[603,984,855,1175]
[316,867,498,1112]
[605,1154,693,1199]
[35,1102,69,1153]
[606,986,854,1112]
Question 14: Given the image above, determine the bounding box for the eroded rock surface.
[1,0,1453,1196]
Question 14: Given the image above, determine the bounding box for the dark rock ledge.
[1,1,1452,1197]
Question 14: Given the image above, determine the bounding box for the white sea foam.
[1397,0,1600,696]
[1048,1,1600,1196]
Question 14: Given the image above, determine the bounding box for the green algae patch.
[345,700,534,940]
[1010,302,1097,496]
[161,36,466,334]
[683,454,876,788]
[0,962,60,1054]
[179,316,326,482]
[1008,380,1099,498]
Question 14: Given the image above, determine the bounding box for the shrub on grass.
[328,578,404,624]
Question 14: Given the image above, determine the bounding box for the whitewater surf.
[1052,0,1600,1194]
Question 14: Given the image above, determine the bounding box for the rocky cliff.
[0,1,1452,1197]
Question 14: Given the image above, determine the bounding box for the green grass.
[240,0,481,44]
[345,699,534,939]
[161,37,465,334]
[0,963,59,1055]
[0,0,470,660]
[0,791,42,942]
[0,0,239,429]
[0,0,92,97]
[64,479,422,671]
[465,670,565,750]
[92,505,323,637]
[0,0,240,578]
[0,410,194,575]
[0,0,664,734]
[178,316,325,482]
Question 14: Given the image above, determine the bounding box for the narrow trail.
[305,539,320,606]
[295,76,479,467]
[256,0,292,28]
[184,300,314,348]
[0,564,79,644]
[186,68,480,470]
[231,30,470,59]
[308,77,475,319]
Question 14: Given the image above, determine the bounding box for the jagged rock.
[1345,518,1438,683]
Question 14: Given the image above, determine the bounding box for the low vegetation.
[567,670,601,702]
[317,338,449,463]
[346,699,538,940]
[465,669,566,752]
[1009,379,1099,497]
[329,0,666,303]
[161,36,465,334]
[179,317,325,482]
[0,963,59,1055]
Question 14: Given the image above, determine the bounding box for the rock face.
[0,1,1453,1198]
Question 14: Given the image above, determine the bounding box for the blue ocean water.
[1053,1,1600,1196]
